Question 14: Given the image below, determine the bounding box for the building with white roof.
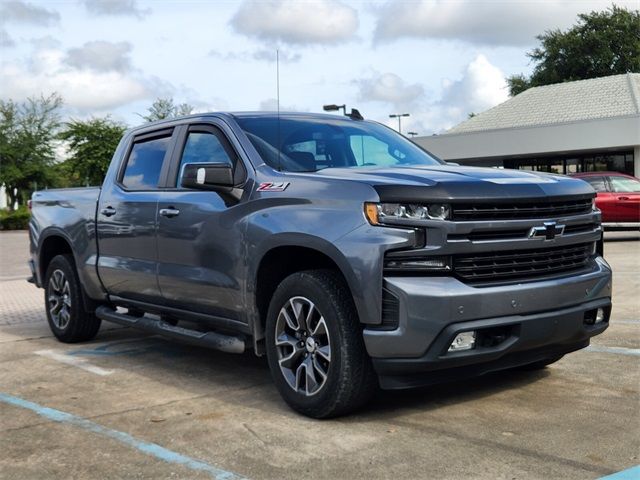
[415,73,640,177]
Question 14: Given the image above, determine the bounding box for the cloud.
[258,98,304,111]
[439,54,509,118]
[372,0,640,46]
[65,41,132,72]
[370,55,509,135]
[0,29,15,48]
[0,47,158,112]
[29,36,61,49]
[252,48,301,63]
[0,0,60,26]
[355,72,424,110]
[230,0,358,45]
[209,47,301,63]
[82,0,150,19]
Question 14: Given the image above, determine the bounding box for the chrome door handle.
[159,208,180,218]
[100,206,116,217]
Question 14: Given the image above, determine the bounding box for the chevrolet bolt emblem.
[528,221,565,240]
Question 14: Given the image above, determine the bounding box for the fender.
[247,232,365,336]
[38,227,107,303]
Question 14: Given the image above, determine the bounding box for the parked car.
[571,172,640,230]
[29,112,611,418]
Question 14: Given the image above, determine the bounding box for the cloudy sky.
[1,0,634,135]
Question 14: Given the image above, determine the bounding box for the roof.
[447,73,640,135]
[126,111,361,135]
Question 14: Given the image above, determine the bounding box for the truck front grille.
[453,242,593,284]
[451,198,593,221]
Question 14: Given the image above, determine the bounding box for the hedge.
[0,207,30,230]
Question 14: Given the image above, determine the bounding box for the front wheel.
[44,254,101,343]
[265,270,377,418]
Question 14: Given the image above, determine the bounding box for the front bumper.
[364,257,612,389]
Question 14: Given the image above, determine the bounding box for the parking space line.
[586,345,640,357]
[599,465,640,479]
[0,393,246,480]
[34,349,115,376]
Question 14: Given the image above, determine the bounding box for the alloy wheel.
[274,296,331,396]
[48,269,71,330]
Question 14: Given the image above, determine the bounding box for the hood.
[315,165,595,203]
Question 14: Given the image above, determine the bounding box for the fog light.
[584,308,607,325]
[448,331,476,352]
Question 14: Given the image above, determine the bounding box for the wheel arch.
[39,230,75,280]
[38,230,100,313]
[250,234,362,353]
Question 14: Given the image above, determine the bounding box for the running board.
[95,306,245,354]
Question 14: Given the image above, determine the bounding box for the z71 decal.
[257,182,290,192]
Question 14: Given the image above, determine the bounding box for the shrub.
[0,207,30,230]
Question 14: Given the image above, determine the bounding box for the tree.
[0,94,63,208]
[507,5,640,96]
[58,117,127,186]
[139,97,194,122]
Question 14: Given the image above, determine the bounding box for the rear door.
[609,175,640,222]
[97,128,176,303]
[155,122,249,322]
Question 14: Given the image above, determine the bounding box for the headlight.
[365,202,451,225]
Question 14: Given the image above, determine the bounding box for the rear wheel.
[44,254,101,343]
[265,270,377,418]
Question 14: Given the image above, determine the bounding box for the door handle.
[159,208,180,218]
[100,206,116,217]
[617,196,629,200]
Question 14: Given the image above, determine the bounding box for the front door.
[97,128,175,303]
[156,123,248,321]
[609,175,640,223]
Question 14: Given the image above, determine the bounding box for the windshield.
[235,116,442,172]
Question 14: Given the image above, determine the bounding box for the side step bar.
[95,306,245,354]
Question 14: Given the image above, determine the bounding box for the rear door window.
[122,135,172,190]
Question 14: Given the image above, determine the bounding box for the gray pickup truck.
[29,112,612,418]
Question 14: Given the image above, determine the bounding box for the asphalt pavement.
[1,230,638,479]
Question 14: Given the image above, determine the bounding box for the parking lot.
[1,230,638,479]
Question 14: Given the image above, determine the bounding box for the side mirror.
[180,163,234,190]
[446,161,460,166]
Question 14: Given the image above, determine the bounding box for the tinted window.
[582,176,607,192]
[236,116,441,172]
[177,131,233,185]
[610,176,640,192]
[122,136,171,190]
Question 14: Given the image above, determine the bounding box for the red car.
[572,172,640,230]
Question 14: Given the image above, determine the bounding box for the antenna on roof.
[276,49,282,172]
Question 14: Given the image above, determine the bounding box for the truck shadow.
[70,326,551,421]
[364,369,549,419]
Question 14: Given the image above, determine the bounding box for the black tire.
[517,355,564,371]
[265,269,377,418]
[44,254,101,343]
